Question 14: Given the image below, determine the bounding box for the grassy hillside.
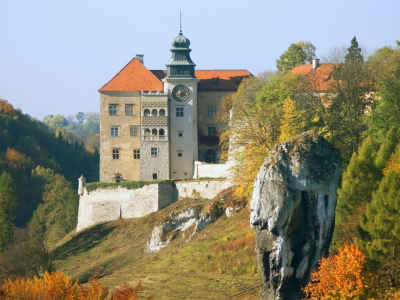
[52,194,262,299]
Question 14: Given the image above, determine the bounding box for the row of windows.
[109,104,135,116]
[176,107,217,117]
[110,127,139,137]
[112,149,184,159]
[109,105,217,118]
[111,127,216,137]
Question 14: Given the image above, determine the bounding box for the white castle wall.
[193,161,229,179]
[175,180,231,199]
[77,180,231,232]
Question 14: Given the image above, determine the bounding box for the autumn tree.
[218,73,291,198]
[279,97,307,142]
[303,244,367,300]
[0,172,18,251]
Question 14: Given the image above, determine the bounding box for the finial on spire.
[179,8,182,34]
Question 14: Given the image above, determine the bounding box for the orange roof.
[151,69,253,91]
[291,64,335,91]
[99,58,164,92]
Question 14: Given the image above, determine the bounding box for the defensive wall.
[76,179,232,232]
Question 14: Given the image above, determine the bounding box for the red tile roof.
[196,70,253,91]
[99,58,252,92]
[99,58,164,92]
[290,64,335,91]
[151,69,253,91]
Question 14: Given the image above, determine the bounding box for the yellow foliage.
[279,98,306,142]
[383,145,400,176]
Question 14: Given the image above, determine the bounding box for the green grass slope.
[52,194,262,300]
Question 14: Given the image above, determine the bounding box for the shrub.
[303,244,367,299]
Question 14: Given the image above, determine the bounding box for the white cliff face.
[250,132,341,300]
[145,204,219,253]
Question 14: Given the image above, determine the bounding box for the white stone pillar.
[78,174,86,196]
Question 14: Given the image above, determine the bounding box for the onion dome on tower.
[165,30,196,79]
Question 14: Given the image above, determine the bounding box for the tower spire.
[179,8,182,34]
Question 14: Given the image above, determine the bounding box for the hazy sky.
[1,0,399,120]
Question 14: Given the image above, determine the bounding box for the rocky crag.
[250,132,341,300]
[146,190,245,253]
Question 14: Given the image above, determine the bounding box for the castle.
[98,29,251,183]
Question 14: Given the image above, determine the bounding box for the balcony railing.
[142,136,168,141]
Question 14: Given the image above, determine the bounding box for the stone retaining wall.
[77,180,231,232]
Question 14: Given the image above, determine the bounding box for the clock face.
[172,85,189,101]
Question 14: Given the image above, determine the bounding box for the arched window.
[159,109,166,116]
[151,109,158,116]
[152,128,158,136]
[144,128,151,136]
[159,128,165,136]
[144,109,150,116]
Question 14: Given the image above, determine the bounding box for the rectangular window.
[178,152,183,157]
[130,127,139,136]
[176,107,184,117]
[134,149,140,159]
[125,104,134,115]
[208,107,217,117]
[111,127,119,137]
[152,173,158,180]
[113,149,119,159]
[109,105,117,115]
[208,126,216,136]
[151,147,158,157]
[178,132,183,137]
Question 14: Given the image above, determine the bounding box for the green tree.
[33,174,79,246]
[345,36,363,64]
[276,43,307,73]
[76,111,85,124]
[296,41,316,64]
[0,172,19,251]
[332,136,381,250]
[368,50,400,135]
[375,128,398,170]
[327,37,373,162]
[357,171,400,261]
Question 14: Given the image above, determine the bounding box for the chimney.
[136,54,144,64]
[312,58,320,70]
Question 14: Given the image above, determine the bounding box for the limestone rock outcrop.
[145,203,220,253]
[250,132,341,300]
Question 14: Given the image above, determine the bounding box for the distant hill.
[0,100,99,226]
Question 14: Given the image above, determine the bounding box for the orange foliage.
[111,282,153,300]
[0,271,152,300]
[0,100,20,118]
[4,148,32,170]
[303,244,367,300]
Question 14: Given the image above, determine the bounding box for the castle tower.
[163,30,199,179]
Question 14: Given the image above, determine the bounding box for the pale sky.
[1,0,399,120]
